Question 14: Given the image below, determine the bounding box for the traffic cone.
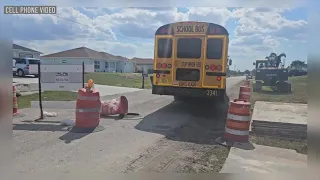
[13,85,19,116]
[238,86,251,102]
[215,99,255,149]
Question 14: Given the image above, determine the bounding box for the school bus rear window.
[177,38,202,59]
[157,38,172,58]
[207,38,223,59]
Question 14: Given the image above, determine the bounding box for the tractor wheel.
[277,82,291,93]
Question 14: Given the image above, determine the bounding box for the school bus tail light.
[156,74,160,78]
[167,64,172,68]
[156,63,162,69]
[161,63,167,69]
[210,65,216,71]
[217,65,222,71]
[217,76,221,81]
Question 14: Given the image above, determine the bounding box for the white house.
[40,47,135,73]
[13,44,42,58]
[131,57,154,74]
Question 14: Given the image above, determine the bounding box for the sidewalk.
[16,83,144,97]
[220,143,307,173]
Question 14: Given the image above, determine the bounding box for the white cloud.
[231,8,307,41]
[187,7,232,26]
[11,7,307,70]
[10,8,116,41]
[28,0,306,8]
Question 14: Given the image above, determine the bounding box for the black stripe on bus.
[206,72,226,76]
[153,70,171,74]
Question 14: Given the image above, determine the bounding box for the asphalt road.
[13,76,245,172]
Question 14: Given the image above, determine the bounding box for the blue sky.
[5,6,307,71]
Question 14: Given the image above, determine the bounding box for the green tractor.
[253,53,291,93]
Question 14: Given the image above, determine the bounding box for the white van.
[13,57,40,77]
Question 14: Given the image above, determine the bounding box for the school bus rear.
[152,21,229,100]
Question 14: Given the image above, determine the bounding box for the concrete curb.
[14,83,38,92]
[31,101,76,109]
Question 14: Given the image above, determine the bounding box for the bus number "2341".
[206,90,218,96]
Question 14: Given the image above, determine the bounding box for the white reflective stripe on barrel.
[225,127,249,136]
[240,92,251,95]
[76,108,101,112]
[227,113,250,122]
[77,95,100,100]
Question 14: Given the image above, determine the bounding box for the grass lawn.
[18,91,77,109]
[250,135,307,154]
[251,75,307,107]
[84,72,152,89]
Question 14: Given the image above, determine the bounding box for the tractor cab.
[253,60,268,69]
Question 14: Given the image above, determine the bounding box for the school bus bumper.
[151,85,225,98]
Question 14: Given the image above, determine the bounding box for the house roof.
[131,57,154,65]
[13,44,42,54]
[41,46,129,61]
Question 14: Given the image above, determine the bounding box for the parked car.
[13,57,40,77]
[245,74,252,79]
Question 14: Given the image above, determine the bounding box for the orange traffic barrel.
[13,85,18,115]
[75,88,101,129]
[224,99,251,142]
[238,86,251,102]
[243,80,250,87]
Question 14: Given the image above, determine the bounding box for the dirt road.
[13,76,245,172]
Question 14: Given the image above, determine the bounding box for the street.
[13,76,245,172]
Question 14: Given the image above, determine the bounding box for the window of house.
[105,62,109,69]
[19,53,33,58]
[110,62,115,68]
[94,61,100,69]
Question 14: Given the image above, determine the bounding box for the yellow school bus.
[151,21,232,101]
